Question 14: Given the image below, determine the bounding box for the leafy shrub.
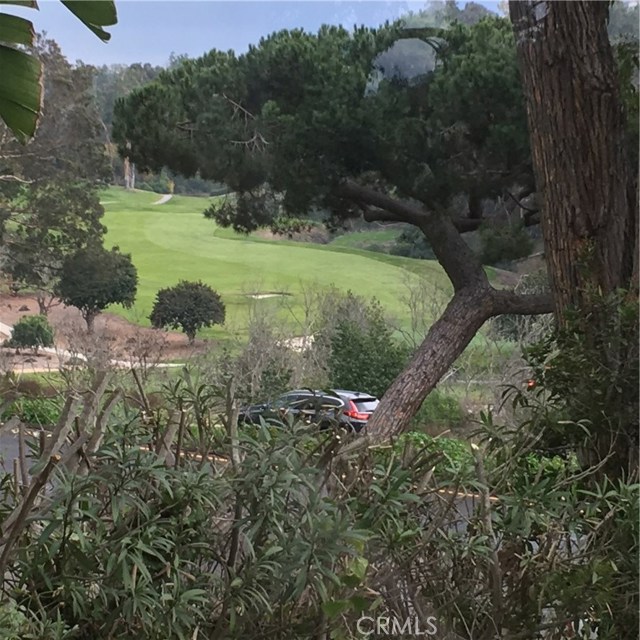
[149,280,225,343]
[522,291,638,473]
[8,315,54,352]
[393,431,474,476]
[4,420,421,638]
[479,221,533,266]
[411,389,465,430]
[325,294,408,398]
[2,397,61,425]
[389,227,435,259]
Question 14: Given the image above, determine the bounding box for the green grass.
[101,187,452,342]
[329,227,403,249]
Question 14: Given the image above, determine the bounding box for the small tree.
[325,294,408,398]
[56,245,138,332]
[8,315,54,354]
[149,280,225,344]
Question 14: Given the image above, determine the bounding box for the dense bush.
[1,361,638,639]
[411,389,465,431]
[325,295,408,398]
[389,226,435,260]
[2,397,61,425]
[7,315,54,353]
[149,280,225,343]
[522,291,638,475]
[479,220,533,266]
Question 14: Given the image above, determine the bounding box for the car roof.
[329,389,378,400]
[284,389,328,396]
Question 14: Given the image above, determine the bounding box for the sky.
[5,1,501,67]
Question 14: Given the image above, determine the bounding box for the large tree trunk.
[340,180,554,441]
[509,0,638,319]
[509,1,638,477]
[366,286,552,440]
[366,287,493,440]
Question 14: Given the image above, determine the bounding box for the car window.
[272,393,301,409]
[322,397,344,409]
[353,399,379,412]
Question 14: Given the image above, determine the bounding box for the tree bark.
[84,310,97,333]
[509,0,638,319]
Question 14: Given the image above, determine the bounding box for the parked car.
[327,389,379,432]
[238,389,345,429]
[238,388,380,433]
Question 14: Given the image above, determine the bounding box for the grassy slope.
[329,227,403,249]
[102,188,452,341]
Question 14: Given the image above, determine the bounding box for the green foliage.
[2,367,638,639]
[56,244,138,330]
[325,294,408,398]
[0,1,116,143]
[2,396,61,426]
[4,181,107,310]
[91,61,163,128]
[149,280,225,343]
[137,172,172,194]
[8,315,54,352]
[113,17,530,232]
[389,226,435,259]
[475,390,639,637]
[522,291,638,474]
[3,419,413,638]
[479,221,534,266]
[393,431,473,475]
[411,389,465,430]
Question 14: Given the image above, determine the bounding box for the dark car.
[239,388,379,433]
[328,389,379,432]
[238,389,346,429]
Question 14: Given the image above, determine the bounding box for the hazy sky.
[6,1,500,66]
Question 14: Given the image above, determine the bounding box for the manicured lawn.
[101,187,452,341]
[329,227,404,249]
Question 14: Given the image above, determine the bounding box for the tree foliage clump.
[0,38,111,314]
[113,17,528,232]
[8,315,54,353]
[56,245,138,332]
[522,291,639,477]
[479,220,534,266]
[323,293,408,398]
[149,280,225,343]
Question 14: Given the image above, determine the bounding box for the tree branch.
[339,179,488,291]
[343,180,542,233]
[0,175,32,184]
[491,289,553,315]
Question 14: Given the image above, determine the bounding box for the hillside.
[102,188,452,341]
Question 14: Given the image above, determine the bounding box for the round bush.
[9,315,54,352]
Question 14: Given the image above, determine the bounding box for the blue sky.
[6,1,501,66]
